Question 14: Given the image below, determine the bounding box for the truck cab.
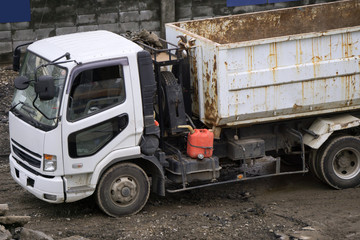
[9,31,163,216]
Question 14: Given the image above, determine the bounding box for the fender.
[303,114,360,149]
[90,147,165,196]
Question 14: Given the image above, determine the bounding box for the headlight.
[43,154,57,172]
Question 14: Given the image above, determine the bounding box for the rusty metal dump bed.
[165,0,360,128]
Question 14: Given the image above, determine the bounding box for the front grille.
[14,156,54,179]
[12,144,41,168]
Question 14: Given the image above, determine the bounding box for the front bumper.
[9,154,65,203]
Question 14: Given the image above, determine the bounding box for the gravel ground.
[1,65,360,240]
[0,65,15,156]
[0,156,360,240]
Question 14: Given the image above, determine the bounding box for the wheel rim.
[110,176,138,206]
[332,147,360,180]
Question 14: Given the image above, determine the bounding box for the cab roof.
[28,30,142,64]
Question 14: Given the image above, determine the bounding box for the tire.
[308,149,324,182]
[95,163,150,217]
[156,71,176,116]
[160,71,177,86]
[313,133,348,183]
[318,135,360,189]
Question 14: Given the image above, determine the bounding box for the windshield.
[11,51,67,129]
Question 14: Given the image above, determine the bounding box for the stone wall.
[0,0,162,63]
[0,0,339,63]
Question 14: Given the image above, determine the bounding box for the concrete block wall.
[0,0,339,63]
[0,0,161,63]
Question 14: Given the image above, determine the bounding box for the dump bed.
[165,0,360,128]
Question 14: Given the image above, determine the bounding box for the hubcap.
[332,147,360,180]
[110,177,138,205]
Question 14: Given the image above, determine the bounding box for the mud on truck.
[8,0,360,217]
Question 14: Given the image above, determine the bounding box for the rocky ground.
[0,65,13,156]
[0,65,360,239]
[1,157,360,240]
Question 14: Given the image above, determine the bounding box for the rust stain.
[293,104,302,110]
[269,42,278,82]
[246,46,254,72]
[296,40,303,65]
[175,1,360,45]
[329,35,332,60]
[341,32,354,58]
[203,53,219,125]
[342,34,346,58]
[269,42,278,67]
[206,72,211,83]
[312,38,321,78]
[346,76,350,100]
[189,50,199,115]
[213,55,217,72]
[340,76,350,101]
[342,33,350,58]
[234,94,239,116]
[295,40,303,73]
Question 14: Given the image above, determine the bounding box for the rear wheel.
[317,135,360,189]
[96,163,150,217]
[308,149,323,182]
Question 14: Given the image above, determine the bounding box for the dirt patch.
[1,155,360,239]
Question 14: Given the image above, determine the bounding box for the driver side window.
[68,65,125,121]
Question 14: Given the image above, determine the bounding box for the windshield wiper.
[10,101,33,114]
[20,101,36,116]
[11,101,41,128]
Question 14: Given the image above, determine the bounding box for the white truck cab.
[9,31,163,216]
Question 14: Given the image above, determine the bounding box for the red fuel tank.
[187,129,214,159]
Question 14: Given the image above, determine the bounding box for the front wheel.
[95,163,150,217]
[318,135,360,189]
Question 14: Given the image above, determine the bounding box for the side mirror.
[35,75,56,101]
[14,76,30,90]
[13,48,21,72]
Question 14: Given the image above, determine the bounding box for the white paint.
[166,22,360,127]
[303,114,360,149]
[9,30,145,203]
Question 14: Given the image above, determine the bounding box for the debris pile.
[0,204,90,240]
[122,29,163,49]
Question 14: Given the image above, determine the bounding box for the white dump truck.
[8,0,360,217]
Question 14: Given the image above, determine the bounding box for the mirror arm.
[31,93,57,121]
[14,42,33,51]
[51,52,71,63]
[12,42,33,72]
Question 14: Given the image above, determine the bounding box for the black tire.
[160,71,177,86]
[155,71,176,116]
[313,133,348,183]
[318,135,360,189]
[308,149,324,182]
[95,163,150,217]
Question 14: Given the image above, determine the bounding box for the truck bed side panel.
[166,0,360,127]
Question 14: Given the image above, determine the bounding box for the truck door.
[62,59,136,175]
